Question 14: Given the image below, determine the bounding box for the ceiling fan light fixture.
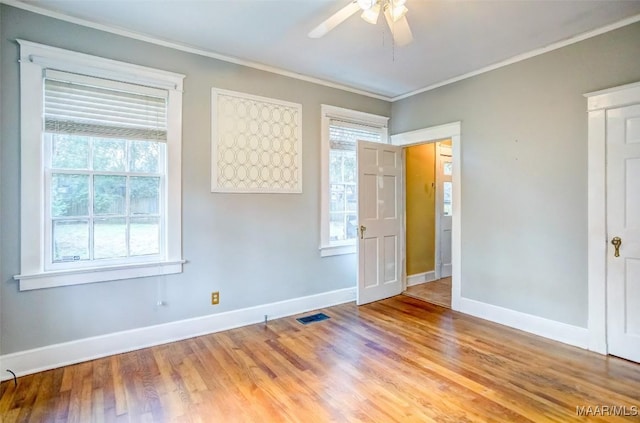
[361,4,381,24]
[357,0,376,10]
[389,4,408,22]
[309,0,413,46]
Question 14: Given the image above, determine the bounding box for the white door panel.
[436,144,453,278]
[357,141,403,305]
[607,104,640,363]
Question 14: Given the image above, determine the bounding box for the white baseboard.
[458,297,589,350]
[406,271,436,287]
[0,287,356,381]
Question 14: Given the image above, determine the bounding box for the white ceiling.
[13,0,640,100]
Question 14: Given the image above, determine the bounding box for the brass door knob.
[359,225,367,240]
[611,237,622,257]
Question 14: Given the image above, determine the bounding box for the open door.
[606,103,640,363]
[357,140,403,305]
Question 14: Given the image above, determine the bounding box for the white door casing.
[390,121,462,311]
[586,81,640,358]
[435,143,453,279]
[605,104,640,363]
[357,140,403,305]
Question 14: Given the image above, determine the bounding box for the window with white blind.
[15,40,185,290]
[320,105,389,257]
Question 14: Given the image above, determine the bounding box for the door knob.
[611,236,622,257]
[360,225,366,240]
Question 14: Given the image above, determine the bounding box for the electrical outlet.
[211,291,220,305]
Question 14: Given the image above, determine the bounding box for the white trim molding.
[0,287,356,381]
[406,271,436,287]
[391,14,640,101]
[319,244,356,257]
[3,0,391,101]
[458,298,589,350]
[15,260,186,291]
[17,39,185,90]
[391,121,462,310]
[5,1,640,102]
[585,81,640,355]
[390,122,460,146]
[14,40,185,290]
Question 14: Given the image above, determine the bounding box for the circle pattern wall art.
[211,89,302,193]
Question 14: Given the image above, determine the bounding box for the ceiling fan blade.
[384,10,414,46]
[308,1,360,38]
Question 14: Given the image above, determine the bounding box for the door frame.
[585,81,640,355]
[434,142,452,280]
[391,121,462,311]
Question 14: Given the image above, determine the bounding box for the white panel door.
[607,103,640,363]
[436,143,453,278]
[357,141,403,305]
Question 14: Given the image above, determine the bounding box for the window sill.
[320,244,356,257]
[14,259,185,291]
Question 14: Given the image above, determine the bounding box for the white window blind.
[44,70,167,141]
[329,120,384,151]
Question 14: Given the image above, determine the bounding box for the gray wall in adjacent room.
[391,22,640,327]
[0,5,390,354]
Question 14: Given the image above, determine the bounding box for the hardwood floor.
[404,277,452,308]
[2,295,639,422]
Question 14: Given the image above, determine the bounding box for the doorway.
[586,82,640,363]
[389,121,462,311]
[402,140,453,308]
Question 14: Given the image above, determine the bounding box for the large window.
[320,105,388,257]
[16,41,185,290]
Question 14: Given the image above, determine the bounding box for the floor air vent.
[296,313,330,325]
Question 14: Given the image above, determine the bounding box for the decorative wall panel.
[211,88,302,193]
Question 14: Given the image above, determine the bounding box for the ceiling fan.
[309,0,413,46]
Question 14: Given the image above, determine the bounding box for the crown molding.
[1,0,392,102]
[2,1,640,103]
[391,12,640,102]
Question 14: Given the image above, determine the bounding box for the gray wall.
[3,3,640,356]
[0,5,390,354]
[392,22,640,327]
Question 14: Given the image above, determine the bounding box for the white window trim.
[14,40,186,290]
[319,105,389,257]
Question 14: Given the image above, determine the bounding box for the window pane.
[93,138,126,171]
[130,217,159,256]
[130,141,160,173]
[346,185,357,212]
[330,184,345,212]
[329,212,346,242]
[343,153,356,183]
[94,175,126,215]
[345,213,357,240]
[329,150,343,183]
[444,161,453,176]
[130,177,160,215]
[51,174,89,217]
[51,134,89,169]
[53,219,89,262]
[444,181,452,216]
[94,218,127,259]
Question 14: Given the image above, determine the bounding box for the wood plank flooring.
[404,277,452,308]
[1,295,639,422]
